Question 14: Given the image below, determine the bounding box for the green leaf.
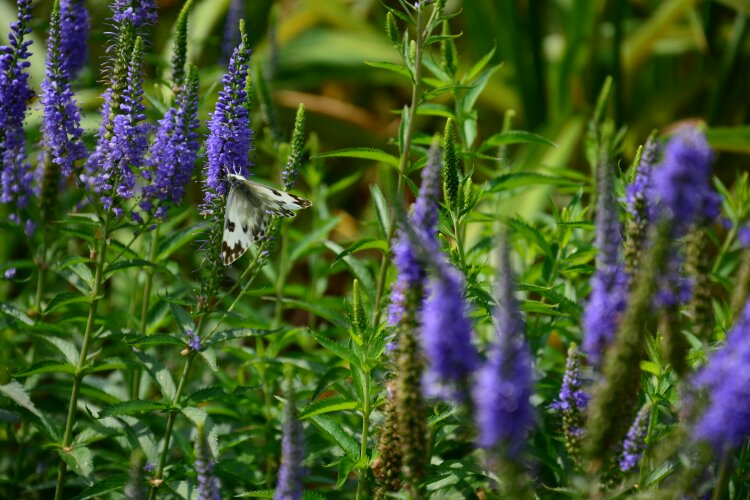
[35,335,80,365]
[0,303,33,325]
[43,291,89,314]
[132,350,177,401]
[465,44,496,81]
[315,148,400,168]
[324,241,375,303]
[124,334,185,347]
[104,258,160,278]
[364,60,410,78]
[13,360,75,377]
[370,185,391,239]
[157,224,199,260]
[479,130,558,151]
[289,216,342,262]
[462,63,502,113]
[308,414,360,459]
[97,400,168,418]
[69,475,126,500]
[312,333,360,368]
[236,490,275,498]
[59,446,93,482]
[336,456,358,488]
[299,395,359,419]
[488,173,577,192]
[331,238,387,267]
[277,298,348,330]
[169,303,195,335]
[0,380,56,438]
[706,126,750,153]
[203,328,277,347]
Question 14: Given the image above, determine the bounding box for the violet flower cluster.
[692,297,750,451]
[582,159,628,363]
[41,0,86,180]
[140,67,200,219]
[204,34,253,206]
[0,0,35,230]
[388,144,442,326]
[618,404,650,472]
[626,136,658,224]
[420,260,478,402]
[59,0,89,79]
[112,0,158,28]
[474,240,534,455]
[552,344,589,459]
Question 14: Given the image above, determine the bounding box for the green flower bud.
[442,118,459,210]
[385,12,399,47]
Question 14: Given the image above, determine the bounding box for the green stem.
[148,317,203,500]
[54,217,110,500]
[132,226,160,400]
[355,370,371,500]
[34,227,48,314]
[712,451,731,500]
[372,6,425,326]
[273,234,288,328]
[638,401,658,488]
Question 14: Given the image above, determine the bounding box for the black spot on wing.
[226,221,236,232]
[222,240,246,265]
[242,223,248,233]
[289,193,312,208]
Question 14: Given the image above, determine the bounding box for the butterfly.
[222,174,312,265]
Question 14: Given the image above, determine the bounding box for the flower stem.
[355,369,372,500]
[54,217,110,500]
[372,5,425,326]
[34,227,48,313]
[148,319,202,500]
[712,451,731,500]
[132,226,160,399]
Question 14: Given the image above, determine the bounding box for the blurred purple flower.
[0,0,35,225]
[41,0,86,179]
[552,345,589,414]
[60,0,89,79]
[221,0,244,65]
[203,38,253,206]
[194,426,220,500]
[274,394,305,500]
[184,329,201,352]
[692,297,750,451]
[388,144,442,326]
[474,240,533,455]
[141,67,200,218]
[112,0,157,28]
[651,128,719,235]
[739,225,750,248]
[420,261,478,402]
[582,159,628,363]
[4,268,16,279]
[626,136,659,224]
[619,405,650,472]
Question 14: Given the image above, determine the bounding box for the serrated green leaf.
[204,328,277,347]
[157,224,199,260]
[324,241,375,303]
[370,185,391,239]
[104,259,161,279]
[98,400,168,418]
[13,360,75,377]
[465,44,496,81]
[315,148,400,168]
[69,475,126,500]
[279,298,348,330]
[331,238,387,267]
[308,414,360,459]
[59,446,93,482]
[336,456,358,489]
[199,347,218,372]
[43,291,89,314]
[132,350,177,401]
[299,395,359,419]
[488,173,577,192]
[479,130,558,151]
[312,333,360,368]
[289,216,342,263]
[169,303,195,335]
[0,380,56,438]
[0,303,33,325]
[462,63,502,112]
[364,60,410,78]
[124,334,185,346]
[36,335,80,365]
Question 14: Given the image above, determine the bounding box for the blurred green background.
[2,0,750,211]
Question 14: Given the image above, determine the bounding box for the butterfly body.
[222,174,312,265]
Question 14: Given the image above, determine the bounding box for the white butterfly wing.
[221,175,312,266]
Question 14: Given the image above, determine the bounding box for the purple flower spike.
[0,0,35,226]
[60,0,89,79]
[194,425,220,500]
[421,262,478,402]
[204,36,253,206]
[692,298,750,451]
[582,157,628,363]
[274,393,305,500]
[388,144,442,326]
[651,127,719,235]
[619,405,650,472]
[112,0,157,28]
[41,0,86,180]
[141,67,200,218]
[474,239,534,455]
